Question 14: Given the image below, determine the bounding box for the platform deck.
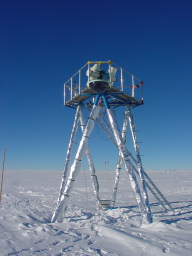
[65,87,143,108]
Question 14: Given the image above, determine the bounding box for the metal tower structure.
[51,61,173,224]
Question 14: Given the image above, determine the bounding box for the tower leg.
[52,106,80,220]
[51,102,102,223]
[112,110,129,207]
[97,108,172,212]
[127,107,174,212]
[96,106,170,212]
[105,101,152,224]
[126,108,152,221]
[79,105,100,206]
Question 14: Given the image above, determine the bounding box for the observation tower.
[51,61,172,225]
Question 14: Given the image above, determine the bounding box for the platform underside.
[65,87,143,108]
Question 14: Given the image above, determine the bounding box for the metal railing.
[64,61,144,105]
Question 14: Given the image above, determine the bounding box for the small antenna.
[0,149,6,203]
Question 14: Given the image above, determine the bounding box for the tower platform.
[64,61,144,109]
[65,86,144,108]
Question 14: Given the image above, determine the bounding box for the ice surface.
[0,169,192,255]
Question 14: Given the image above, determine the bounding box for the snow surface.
[0,169,192,256]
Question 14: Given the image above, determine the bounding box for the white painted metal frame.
[52,99,173,224]
[110,108,174,213]
[106,107,152,224]
[52,60,172,225]
[91,106,173,215]
[111,110,129,207]
[57,106,80,203]
[127,107,174,212]
[51,103,102,222]
[79,106,100,206]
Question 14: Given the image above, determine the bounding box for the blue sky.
[1,0,192,171]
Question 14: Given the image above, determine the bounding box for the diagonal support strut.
[51,100,102,222]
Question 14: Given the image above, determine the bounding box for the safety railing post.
[120,68,124,91]
[131,75,135,97]
[109,63,112,84]
[64,83,66,105]
[88,62,90,84]
[70,78,73,100]
[79,70,81,94]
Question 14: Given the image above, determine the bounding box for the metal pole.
[109,63,112,84]
[78,70,81,94]
[112,110,129,206]
[99,112,171,212]
[79,106,100,206]
[64,83,66,105]
[0,149,6,203]
[131,75,135,97]
[54,106,80,211]
[127,107,173,212]
[127,108,153,219]
[88,62,90,84]
[120,68,124,91]
[104,99,152,224]
[70,78,73,100]
[51,101,102,223]
[95,108,171,214]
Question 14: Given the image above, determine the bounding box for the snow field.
[0,169,192,255]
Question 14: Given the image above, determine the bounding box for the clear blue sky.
[1,0,192,171]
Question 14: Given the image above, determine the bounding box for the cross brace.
[52,95,172,224]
